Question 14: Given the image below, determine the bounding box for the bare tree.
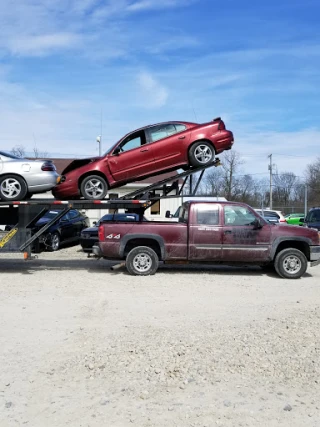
[33,146,48,159]
[273,172,298,206]
[203,167,225,196]
[11,145,26,158]
[305,157,320,205]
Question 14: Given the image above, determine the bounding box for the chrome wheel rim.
[133,253,152,273]
[1,178,22,199]
[84,179,104,199]
[51,234,60,251]
[194,145,214,164]
[283,255,301,275]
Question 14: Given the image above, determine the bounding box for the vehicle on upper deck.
[52,118,234,200]
[0,151,59,201]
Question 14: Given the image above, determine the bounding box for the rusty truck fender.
[270,236,314,260]
[119,233,166,259]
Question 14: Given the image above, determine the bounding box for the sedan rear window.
[148,123,186,142]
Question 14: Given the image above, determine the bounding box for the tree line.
[190,151,320,213]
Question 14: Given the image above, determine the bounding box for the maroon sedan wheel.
[80,175,108,200]
[189,141,215,167]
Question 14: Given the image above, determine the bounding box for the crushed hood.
[62,157,101,175]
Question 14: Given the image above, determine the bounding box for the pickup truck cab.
[94,201,320,278]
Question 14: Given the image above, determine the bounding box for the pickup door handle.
[178,136,186,139]
[224,230,233,234]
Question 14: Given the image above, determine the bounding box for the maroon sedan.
[52,118,234,200]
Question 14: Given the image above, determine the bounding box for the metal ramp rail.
[120,158,221,201]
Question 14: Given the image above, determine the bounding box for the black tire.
[188,141,215,167]
[0,175,27,201]
[126,246,159,276]
[80,175,108,200]
[274,248,307,279]
[49,232,60,251]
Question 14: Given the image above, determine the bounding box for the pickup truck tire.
[274,248,307,279]
[126,246,159,276]
[188,141,215,167]
[80,175,108,200]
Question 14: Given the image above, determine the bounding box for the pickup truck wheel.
[188,141,215,167]
[126,246,159,276]
[274,248,307,279]
[80,175,108,200]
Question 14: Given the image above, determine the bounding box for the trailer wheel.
[49,232,61,251]
[274,248,307,279]
[126,246,159,276]
[80,175,108,200]
[0,175,27,201]
[188,141,215,167]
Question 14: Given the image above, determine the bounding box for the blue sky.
[0,0,319,179]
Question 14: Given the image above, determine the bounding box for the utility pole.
[304,184,308,217]
[268,154,273,209]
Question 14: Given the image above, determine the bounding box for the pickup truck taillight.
[98,224,104,241]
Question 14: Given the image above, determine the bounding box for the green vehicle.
[285,213,305,225]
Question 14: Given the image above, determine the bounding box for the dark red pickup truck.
[93,201,320,278]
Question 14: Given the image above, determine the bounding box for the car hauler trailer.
[0,199,152,258]
[0,159,221,258]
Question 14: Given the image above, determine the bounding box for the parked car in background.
[254,209,287,224]
[80,213,146,253]
[52,118,234,200]
[285,213,305,225]
[0,151,60,201]
[303,207,320,232]
[32,209,90,251]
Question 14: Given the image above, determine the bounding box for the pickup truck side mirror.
[252,218,263,229]
[165,210,172,218]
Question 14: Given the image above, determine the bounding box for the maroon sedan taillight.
[98,224,104,241]
[41,161,56,171]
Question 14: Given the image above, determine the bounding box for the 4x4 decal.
[106,234,121,239]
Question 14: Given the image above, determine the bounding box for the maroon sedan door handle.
[140,148,149,152]
[178,136,186,139]
[224,230,233,234]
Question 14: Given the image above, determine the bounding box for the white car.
[0,151,60,201]
[254,208,287,223]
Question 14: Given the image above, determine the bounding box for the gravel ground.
[0,245,319,427]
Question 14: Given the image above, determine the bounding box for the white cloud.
[232,128,320,178]
[126,0,195,12]
[8,33,82,56]
[137,71,169,108]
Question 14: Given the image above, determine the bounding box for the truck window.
[196,206,219,225]
[224,205,256,226]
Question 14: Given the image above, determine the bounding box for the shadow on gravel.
[0,258,313,280]
[0,258,118,274]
